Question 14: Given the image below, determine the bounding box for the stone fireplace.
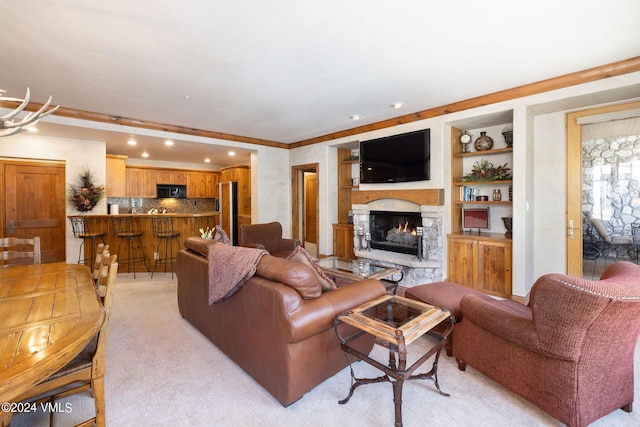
[351,189,445,288]
[369,211,422,255]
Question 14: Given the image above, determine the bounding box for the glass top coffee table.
[335,294,453,427]
[316,256,403,294]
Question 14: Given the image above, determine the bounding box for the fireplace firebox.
[369,211,422,255]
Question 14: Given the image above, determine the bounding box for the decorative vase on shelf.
[474,131,494,151]
[502,216,513,237]
[502,130,513,148]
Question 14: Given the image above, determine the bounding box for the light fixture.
[228,151,236,156]
[0,88,59,137]
[141,151,149,158]
[204,158,211,163]
[164,139,174,146]
[350,114,362,121]
[390,102,404,109]
[127,139,137,146]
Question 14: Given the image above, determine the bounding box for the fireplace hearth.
[369,211,421,255]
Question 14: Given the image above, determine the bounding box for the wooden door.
[304,172,317,244]
[566,100,640,277]
[446,236,475,288]
[3,162,66,263]
[477,240,512,297]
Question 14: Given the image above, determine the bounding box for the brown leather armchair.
[453,261,640,427]
[240,221,300,258]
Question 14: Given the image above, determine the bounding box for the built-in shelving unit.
[448,112,514,298]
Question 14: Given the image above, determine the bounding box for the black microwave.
[157,184,187,198]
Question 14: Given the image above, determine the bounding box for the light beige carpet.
[10,273,640,426]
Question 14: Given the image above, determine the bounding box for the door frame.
[291,163,319,252]
[566,100,640,276]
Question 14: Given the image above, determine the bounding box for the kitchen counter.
[70,213,220,272]
[82,211,220,218]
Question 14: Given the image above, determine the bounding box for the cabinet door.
[127,168,157,198]
[476,240,512,296]
[333,224,355,259]
[157,170,188,185]
[106,155,127,197]
[447,237,476,288]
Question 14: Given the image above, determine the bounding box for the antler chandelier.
[0,88,59,137]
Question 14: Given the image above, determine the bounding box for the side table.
[335,294,453,427]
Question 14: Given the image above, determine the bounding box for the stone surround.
[351,190,444,288]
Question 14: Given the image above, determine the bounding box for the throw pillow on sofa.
[287,246,337,292]
[256,254,322,299]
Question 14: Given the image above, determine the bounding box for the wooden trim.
[290,57,640,147]
[351,189,444,206]
[1,58,638,149]
[565,99,640,277]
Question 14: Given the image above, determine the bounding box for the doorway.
[291,164,319,257]
[566,100,640,277]
[2,160,66,263]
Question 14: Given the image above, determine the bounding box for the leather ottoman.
[405,281,485,356]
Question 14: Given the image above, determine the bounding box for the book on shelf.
[460,186,479,202]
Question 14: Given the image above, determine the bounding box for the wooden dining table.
[0,262,104,423]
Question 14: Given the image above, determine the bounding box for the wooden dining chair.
[0,236,41,266]
[14,253,118,427]
[92,243,109,295]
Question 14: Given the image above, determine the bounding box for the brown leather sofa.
[239,221,300,258]
[176,237,387,406]
[453,261,640,427]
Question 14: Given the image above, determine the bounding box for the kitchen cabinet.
[126,168,157,198]
[106,154,127,197]
[187,171,219,198]
[447,231,512,298]
[156,169,187,185]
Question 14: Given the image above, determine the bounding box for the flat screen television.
[360,129,430,183]
[463,207,490,230]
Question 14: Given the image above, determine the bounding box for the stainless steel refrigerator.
[218,181,238,245]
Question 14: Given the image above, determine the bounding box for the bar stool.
[110,216,148,278]
[70,216,106,266]
[150,216,181,279]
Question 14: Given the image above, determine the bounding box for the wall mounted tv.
[360,129,430,184]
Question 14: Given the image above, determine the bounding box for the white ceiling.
[1,1,639,164]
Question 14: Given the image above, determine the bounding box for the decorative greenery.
[462,159,511,182]
[199,227,215,240]
[68,168,105,212]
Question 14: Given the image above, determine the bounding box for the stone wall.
[582,133,640,259]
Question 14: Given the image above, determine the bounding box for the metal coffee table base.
[338,330,450,427]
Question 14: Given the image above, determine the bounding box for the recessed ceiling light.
[127,139,137,146]
[390,102,404,109]
[204,158,211,163]
[350,114,362,121]
[165,139,174,146]
[184,94,191,100]
[228,151,236,156]
[141,151,149,158]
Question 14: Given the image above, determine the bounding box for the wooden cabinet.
[333,223,355,259]
[187,171,219,198]
[447,232,512,298]
[220,165,251,216]
[106,155,127,197]
[126,168,157,198]
[156,169,187,185]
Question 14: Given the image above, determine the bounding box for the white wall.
[290,71,640,297]
[0,132,106,263]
